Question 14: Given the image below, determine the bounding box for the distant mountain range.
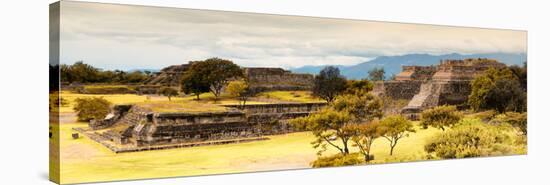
[290,53,527,79]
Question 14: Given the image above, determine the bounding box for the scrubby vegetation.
[420,105,463,131]
[61,61,150,84]
[490,112,527,134]
[73,97,112,121]
[157,87,179,101]
[469,66,527,113]
[311,153,363,168]
[424,118,525,159]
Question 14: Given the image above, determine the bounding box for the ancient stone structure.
[144,64,314,92]
[144,64,191,86]
[373,58,506,119]
[394,66,437,81]
[244,68,314,91]
[87,102,326,151]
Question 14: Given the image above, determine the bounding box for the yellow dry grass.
[58,120,443,184]
[257,91,325,103]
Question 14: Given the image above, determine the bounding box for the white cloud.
[59,1,527,70]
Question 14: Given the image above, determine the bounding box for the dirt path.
[59,112,77,124]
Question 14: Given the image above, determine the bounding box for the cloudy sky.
[59,1,527,70]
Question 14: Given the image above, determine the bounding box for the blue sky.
[59,1,527,70]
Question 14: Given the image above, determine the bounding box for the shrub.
[157,87,179,101]
[311,153,363,168]
[424,119,523,159]
[470,110,497,123]
[73,97,112,121]
[420,105,463,131]
[490,112,527,134]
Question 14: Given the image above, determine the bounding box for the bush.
[157,87,179,101]
[73,97,112,121]
[311,153,363,168]
[470,110,497,123]
[490,112,527,134]
[424,119,523,159]
[420,105,463,131]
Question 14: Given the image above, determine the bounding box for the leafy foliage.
[331,93,383,123]
[469,67,526,113]
[60,61,149,84]
[226,80,255,109]
[470,110,497,123]
[424,119,523,159]
[312,66,347,102]
[292,92,384,156]
[291,109,353,155]
[377,115,415,155]
[490,112,527,134]
[180,66,210,100]
[348,121,381,162]
[420,105,463,131]
[73,97,112,121]
[184,58,244,101]
[368,67,385,81]
[311,153,363,168]
[157,87,179,101]
[344,79,373,95]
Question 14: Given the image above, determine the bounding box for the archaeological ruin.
[144,64,314,92]
[373,58,506,119]
[81,102,326,153]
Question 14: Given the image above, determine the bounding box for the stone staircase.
[401,82,441,120]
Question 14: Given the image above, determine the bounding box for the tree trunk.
[168,96,171,101]
[342,138,349,154]
[196,94,200,100]
[389,143,395,155]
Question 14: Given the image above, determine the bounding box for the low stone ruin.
[374,58,506,119]
[84,102,326,152]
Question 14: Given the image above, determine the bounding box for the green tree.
[73,97,111,121]
[181,71,210,100]
[312,66,347,103]
[420,105,463,131]
[349,121,381,162]
[344,79,373,95]
[377,115,415,155]
[469,67,526,113]
[331,93,383,123]
[424,119,521,159]
[509,62,527,91]
[291,109,354,155]
[368,67,385,81]
[226,80,255,109]
[157,87,179,101]
[185,58,244,101]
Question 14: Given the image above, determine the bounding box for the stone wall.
[372,81,423,100]
[245,68,314,91]
[395,66,436,81]
[144,64,191,86]
[92,102,326,147]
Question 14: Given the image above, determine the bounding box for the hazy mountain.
[290,52,527,79]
